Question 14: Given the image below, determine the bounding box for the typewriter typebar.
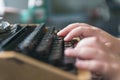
[0,22,104,80]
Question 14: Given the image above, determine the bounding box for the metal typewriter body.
[0,22,103,80]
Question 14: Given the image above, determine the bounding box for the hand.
[65,37,120,80]
[57,23,120,54]
[57,23,120,80]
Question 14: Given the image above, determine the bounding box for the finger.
[57,23,92,37]
[75,37,100,48]
[75,37,106,59]
[57,23,81,36]
[65,48,78,58]
[76,47,98,59]
[75,59,105,74]
[76,36,110,52]
[64,27,99,41]
[65,47,99,60]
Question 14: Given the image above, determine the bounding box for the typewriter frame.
[0,24,91,80]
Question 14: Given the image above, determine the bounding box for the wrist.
[106,62,120,80]
[115,38,120,54]
[109,70,120,80]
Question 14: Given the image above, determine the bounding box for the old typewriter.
[0,21,104,80]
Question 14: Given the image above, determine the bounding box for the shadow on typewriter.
[0,22,104,80]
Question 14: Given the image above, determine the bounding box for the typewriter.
[0,21,104,80]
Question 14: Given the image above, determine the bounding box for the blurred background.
[0,0,120,37]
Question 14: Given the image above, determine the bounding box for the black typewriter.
[0,21,104,80]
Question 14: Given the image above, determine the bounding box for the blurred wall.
[4,0,28,10]
[3,0,28,23]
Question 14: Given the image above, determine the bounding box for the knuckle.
[79,23,88,25]
[68,23,80,26]
[92,27,101,34]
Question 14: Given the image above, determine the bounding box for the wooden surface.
[0,51,92,80]
[0,51,76,80]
